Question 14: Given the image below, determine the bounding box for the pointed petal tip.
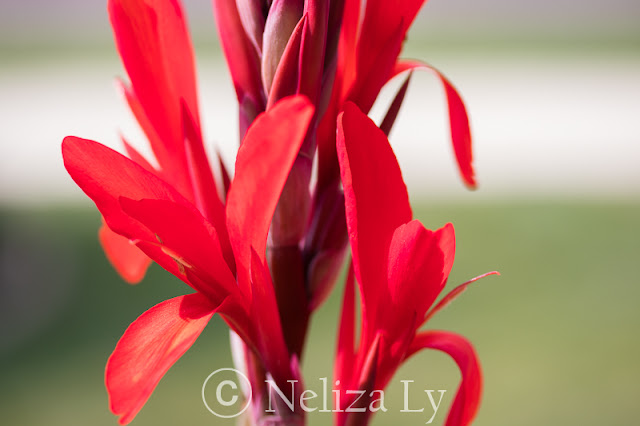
[463,174,478,190]
[423,270,500,325]
[61,135,79,150]
[61,136,92,167]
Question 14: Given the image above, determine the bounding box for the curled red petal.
[407,331,482,426]
[99,221,151,284]
[106,293,220,424]
[336,102,411,326]
[392,60,476,188]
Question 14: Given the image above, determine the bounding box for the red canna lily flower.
[62,2,491,425]
[62,95,314,424]
[334,103,497,426]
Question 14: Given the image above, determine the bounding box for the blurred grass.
[0,202,638,425]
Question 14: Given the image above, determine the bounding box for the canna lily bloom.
[63,94,314,424]
[334,103,497,426]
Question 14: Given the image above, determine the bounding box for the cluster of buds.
[62,1,494,426]
[218,1,344,132]
[215,0,478,366]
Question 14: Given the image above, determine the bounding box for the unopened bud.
[236,0,269,54]
[261,0,304,93]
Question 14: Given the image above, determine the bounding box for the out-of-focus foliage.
[1,202,638,425]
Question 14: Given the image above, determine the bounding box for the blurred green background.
[1,0,639,425]
[1,203,639,425]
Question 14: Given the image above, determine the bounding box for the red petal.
[356,0,425,72]
[119,198,237,303]
[358,0,425,48]
[106,293,220,425]
[347,20,405,113]
[386,221,456,328]
[314,0,360,191]
[99,221,151,284]
[407,331,482,426]
[182,102,230,265]
[346,0,424,111]
[423,271,500,325]
[336,103,412,326]
[335,0,361,97]
[212,0,264,109]
[392,60,476,188]
[226,96,314,279]
[248,248,291,385]
[109,0,202,191]
[62,136,189,241]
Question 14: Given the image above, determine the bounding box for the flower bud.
[235,0,269,54]
[261,0,304,93]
